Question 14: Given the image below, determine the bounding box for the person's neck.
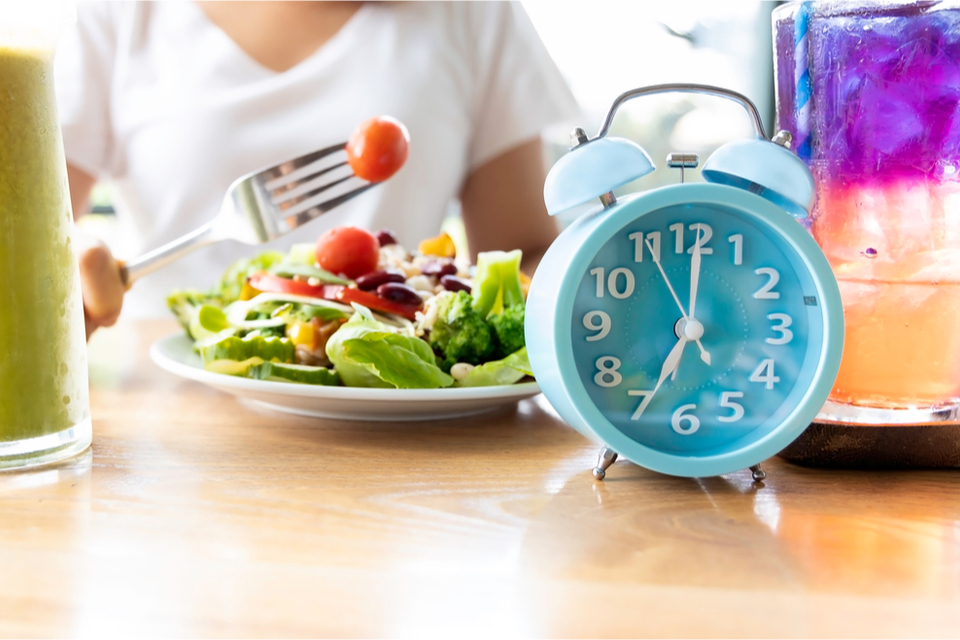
[195,1,364,72]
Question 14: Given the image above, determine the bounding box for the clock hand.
[689,225,702,319]
[646,237,688,318]
[633,335,687,420]
[687,226,711,366]
[645,237,712,365]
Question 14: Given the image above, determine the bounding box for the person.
[59,1,580,337]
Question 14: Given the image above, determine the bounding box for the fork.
[119,141,375,285]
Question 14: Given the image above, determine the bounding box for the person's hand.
[74,228,125,340]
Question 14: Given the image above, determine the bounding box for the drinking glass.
[774,1,960,425]
[0,2,92,469]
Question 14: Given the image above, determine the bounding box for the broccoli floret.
[166,289,221,338]
[488,304,525,358]
[427,291,495,372]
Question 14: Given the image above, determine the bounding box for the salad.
[166,226,533,389]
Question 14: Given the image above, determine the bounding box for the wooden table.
[2,319,960,638]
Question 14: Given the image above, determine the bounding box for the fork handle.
[119,222,217,286]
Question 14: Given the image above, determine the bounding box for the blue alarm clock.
[526,84,844,481]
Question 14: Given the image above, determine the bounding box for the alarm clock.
[526,83,844,481]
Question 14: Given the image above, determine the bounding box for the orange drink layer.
[813,181,960,408]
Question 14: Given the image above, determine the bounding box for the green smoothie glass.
[0,3,91,470]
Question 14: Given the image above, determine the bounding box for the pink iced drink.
[775,1,960,408]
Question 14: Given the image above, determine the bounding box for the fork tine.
[269,162,351,205]
[282,183,376,228]
[277,176,363,220]
[263,141,347,191]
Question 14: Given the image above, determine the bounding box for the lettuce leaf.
[215,251,286,304]
[458,347,533,387]
[167,289,221,339]
[326,305,454,389]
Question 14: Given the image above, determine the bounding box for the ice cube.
[806,5,960,180]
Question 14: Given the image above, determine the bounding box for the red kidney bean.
[420,260,457,277]
[355,269,406,291]
[375,229,398,246]
[440,275,471,293]
[377,282,423,306]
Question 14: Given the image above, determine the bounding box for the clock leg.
[592,447,619,480]
[749,464,766,482]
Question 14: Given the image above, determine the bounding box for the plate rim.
[149,331,541,402]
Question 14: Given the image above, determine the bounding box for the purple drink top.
[775,1,960,184]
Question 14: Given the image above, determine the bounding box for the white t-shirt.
[56,1,579,317]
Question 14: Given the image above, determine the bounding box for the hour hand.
[633,336,687,419]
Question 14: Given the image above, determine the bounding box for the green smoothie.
[0,45,90,460]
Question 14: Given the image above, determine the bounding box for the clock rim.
[542,183,844,478]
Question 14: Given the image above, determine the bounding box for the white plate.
[149,332,541,422]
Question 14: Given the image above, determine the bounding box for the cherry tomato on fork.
[345,116,410,183]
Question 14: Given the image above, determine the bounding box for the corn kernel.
[239,282,261,301]
[286,322,317,350]
[418,232,456,258]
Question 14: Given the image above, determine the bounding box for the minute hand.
[689,225,703,319]
[645,238,711,365]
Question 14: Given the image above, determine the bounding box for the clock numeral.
[671,404,700,434]
[594,356,622,388]
[631,393,747,428]
[686,223,713,255]
[753,268,781,299]
[670,222,685,254]
[666,222,713,255]
[583,310,611,342]
[728,234,743,266]
[766,313,794,345]
[628,231,660,263]
[628,389,653,420]
[590,267,604,297]
[749,359,780,390]
[718,391,745,423]
[589,267,635,299]
[608,268,635,299]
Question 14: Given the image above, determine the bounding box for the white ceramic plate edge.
[149,332,542,421]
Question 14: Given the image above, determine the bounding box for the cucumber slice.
[200,334,295,365]
[205,357,265,376]
[251,362,341,386]
[198,305,231,332]
[269,262,349,285]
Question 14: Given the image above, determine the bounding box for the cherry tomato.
[346,116,410,182]
[336,287,421,321]
[314,226,380,280]
[246,273,338,299]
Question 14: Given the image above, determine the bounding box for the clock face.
[570,200,826,457]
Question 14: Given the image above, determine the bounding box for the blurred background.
[527,0,777,224]
[79,1,778,242]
